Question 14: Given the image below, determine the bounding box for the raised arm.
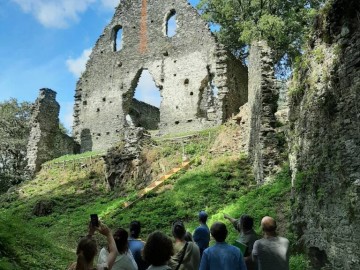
[223,213,237,224]
[97,223,118,269]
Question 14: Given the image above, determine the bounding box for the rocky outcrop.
[103,127,154,190]
[288,0,360,268]
[26,89,79,174]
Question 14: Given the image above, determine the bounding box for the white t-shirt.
[98,247,138,270]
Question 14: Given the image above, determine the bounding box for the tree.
[0,99,32,192]
[198,0,325,66]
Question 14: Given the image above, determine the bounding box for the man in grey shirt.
[252,216,289,270]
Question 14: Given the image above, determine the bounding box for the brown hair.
[113,228,129,254]
[75,237,97,270]
[143,231,174,266]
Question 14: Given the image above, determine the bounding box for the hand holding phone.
[90,214,99,227]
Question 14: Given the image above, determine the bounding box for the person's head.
[172,220,186,240]
[143,231,174,266]
[113,228,129,254]
[210,222,228,242]
[199,211,208,224]
[240,214,254,231]
[76,237,97,269]
[129,220,141,239]
[261,216,277,236]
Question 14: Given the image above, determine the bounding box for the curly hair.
[143,231,174,266]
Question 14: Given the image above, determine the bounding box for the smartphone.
[90,214,99,227]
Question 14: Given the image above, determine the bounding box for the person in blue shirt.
[128,221,149,270]
[199,222,247,270]
[193,211,210,256]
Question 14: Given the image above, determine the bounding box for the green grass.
[0,128,309,269]
[44,151,103,164]
[107,156,255,236]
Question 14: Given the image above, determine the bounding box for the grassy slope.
[0,128,308,269]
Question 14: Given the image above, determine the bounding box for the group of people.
[68,211,289,270]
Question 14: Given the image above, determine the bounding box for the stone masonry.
[239,41,280,183]
[26,89,79,174]
[129,98,160,130]
[288,0,360,268]
[73,0,248,152]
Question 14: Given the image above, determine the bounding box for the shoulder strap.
[175,242,188,270]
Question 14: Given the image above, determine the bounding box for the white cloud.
[11,0,118,28]
[100,0,119,9]
[66,48,92,78]
[134,70,161,108]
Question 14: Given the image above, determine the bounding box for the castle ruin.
[26,89,79,174]
[73,0,248,152]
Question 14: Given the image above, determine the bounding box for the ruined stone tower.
[27,89,79,174]
[73,0,248,152]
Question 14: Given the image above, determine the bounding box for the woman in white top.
[98,228,138,270]
[68,222,118,270]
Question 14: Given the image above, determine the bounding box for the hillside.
[0,125,306,270]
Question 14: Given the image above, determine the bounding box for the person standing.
[199,222,247,270]
[252,216,289,270]
[68,222,118,270]
[224,213,258,269]
[98,228,138,270]
[128,221,149,270]
[142,231,174,270]
[169,221,200,270]
[193,211,210,257]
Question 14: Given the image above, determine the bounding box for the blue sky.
[0,0,200,131]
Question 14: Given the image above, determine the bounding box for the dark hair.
[184,231,193,242]
[199,211,208,223]
[76,237,97,270]
[172,221,186,240]
[130,221,141,239]
[143,231,174,266]
[113,228,129,254]
[240,215,254,231]
[210,222,228,242]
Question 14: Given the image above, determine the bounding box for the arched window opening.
[127,70,162,130]
[112,25,123,52]
[165,10,177,37]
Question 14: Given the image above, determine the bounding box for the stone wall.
[288,0,360,268]
[104,127,153,190]
[129,98,160,130]
[26,89,79,174]
[247,41,280,183]
[73,0,248,152]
